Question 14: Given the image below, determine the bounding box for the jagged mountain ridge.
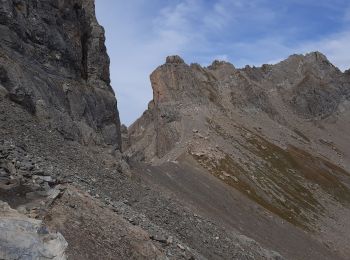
[127,52,350,161]
[126,53,350,258]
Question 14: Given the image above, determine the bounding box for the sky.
[95,0,350,126]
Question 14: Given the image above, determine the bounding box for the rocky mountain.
[1,0,350,259]
[126,53,350,259]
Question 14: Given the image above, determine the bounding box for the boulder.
[0,201,67,260]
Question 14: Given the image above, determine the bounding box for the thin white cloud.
[96,0,350,125]
[344,7,350,22]
[155,0,200,31]
[300,31,350,71]
[224,31,350,71]
[203,0,276,30]
[203,1,232,30]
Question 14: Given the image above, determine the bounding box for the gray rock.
[0,201,67,260]
[0,84,8,97]
[0,0,121,147]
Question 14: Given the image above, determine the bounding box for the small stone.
[177,244,185,250]
[166,236,173,245]
[230,176,239,182]
[221,171,230,177]
[129,218,139,225]
[0,85,9,97]
[36,175,54,183]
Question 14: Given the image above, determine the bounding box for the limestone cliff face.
[0,0,121,147]
[128,55,221,159]
[150,56,208,157]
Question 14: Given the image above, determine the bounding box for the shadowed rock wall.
[0,0,121,147]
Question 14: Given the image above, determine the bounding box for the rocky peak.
[208,60,235,70]
[277,52,340,77]
[207,60,236,81]
[305,51,329,62]
[165,55,185,64]
[151,55,205,105]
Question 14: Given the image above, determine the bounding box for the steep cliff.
[0,0,121,146]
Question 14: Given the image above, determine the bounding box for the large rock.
[0,201,67,260]
[0,0,121,147]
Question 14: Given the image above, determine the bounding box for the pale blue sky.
[95,0,350,125]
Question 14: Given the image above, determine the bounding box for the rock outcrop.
[0,0,121,147]
[0,201,67,260]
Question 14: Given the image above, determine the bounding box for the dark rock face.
[0,0,121,147]
[290,74,340,119]
[269,52,349,119]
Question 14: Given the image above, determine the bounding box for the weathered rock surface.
[0,0,121,146]
[0,200,67,260]
[127,53,350,259]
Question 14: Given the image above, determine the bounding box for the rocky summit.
[1,1,350,260]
